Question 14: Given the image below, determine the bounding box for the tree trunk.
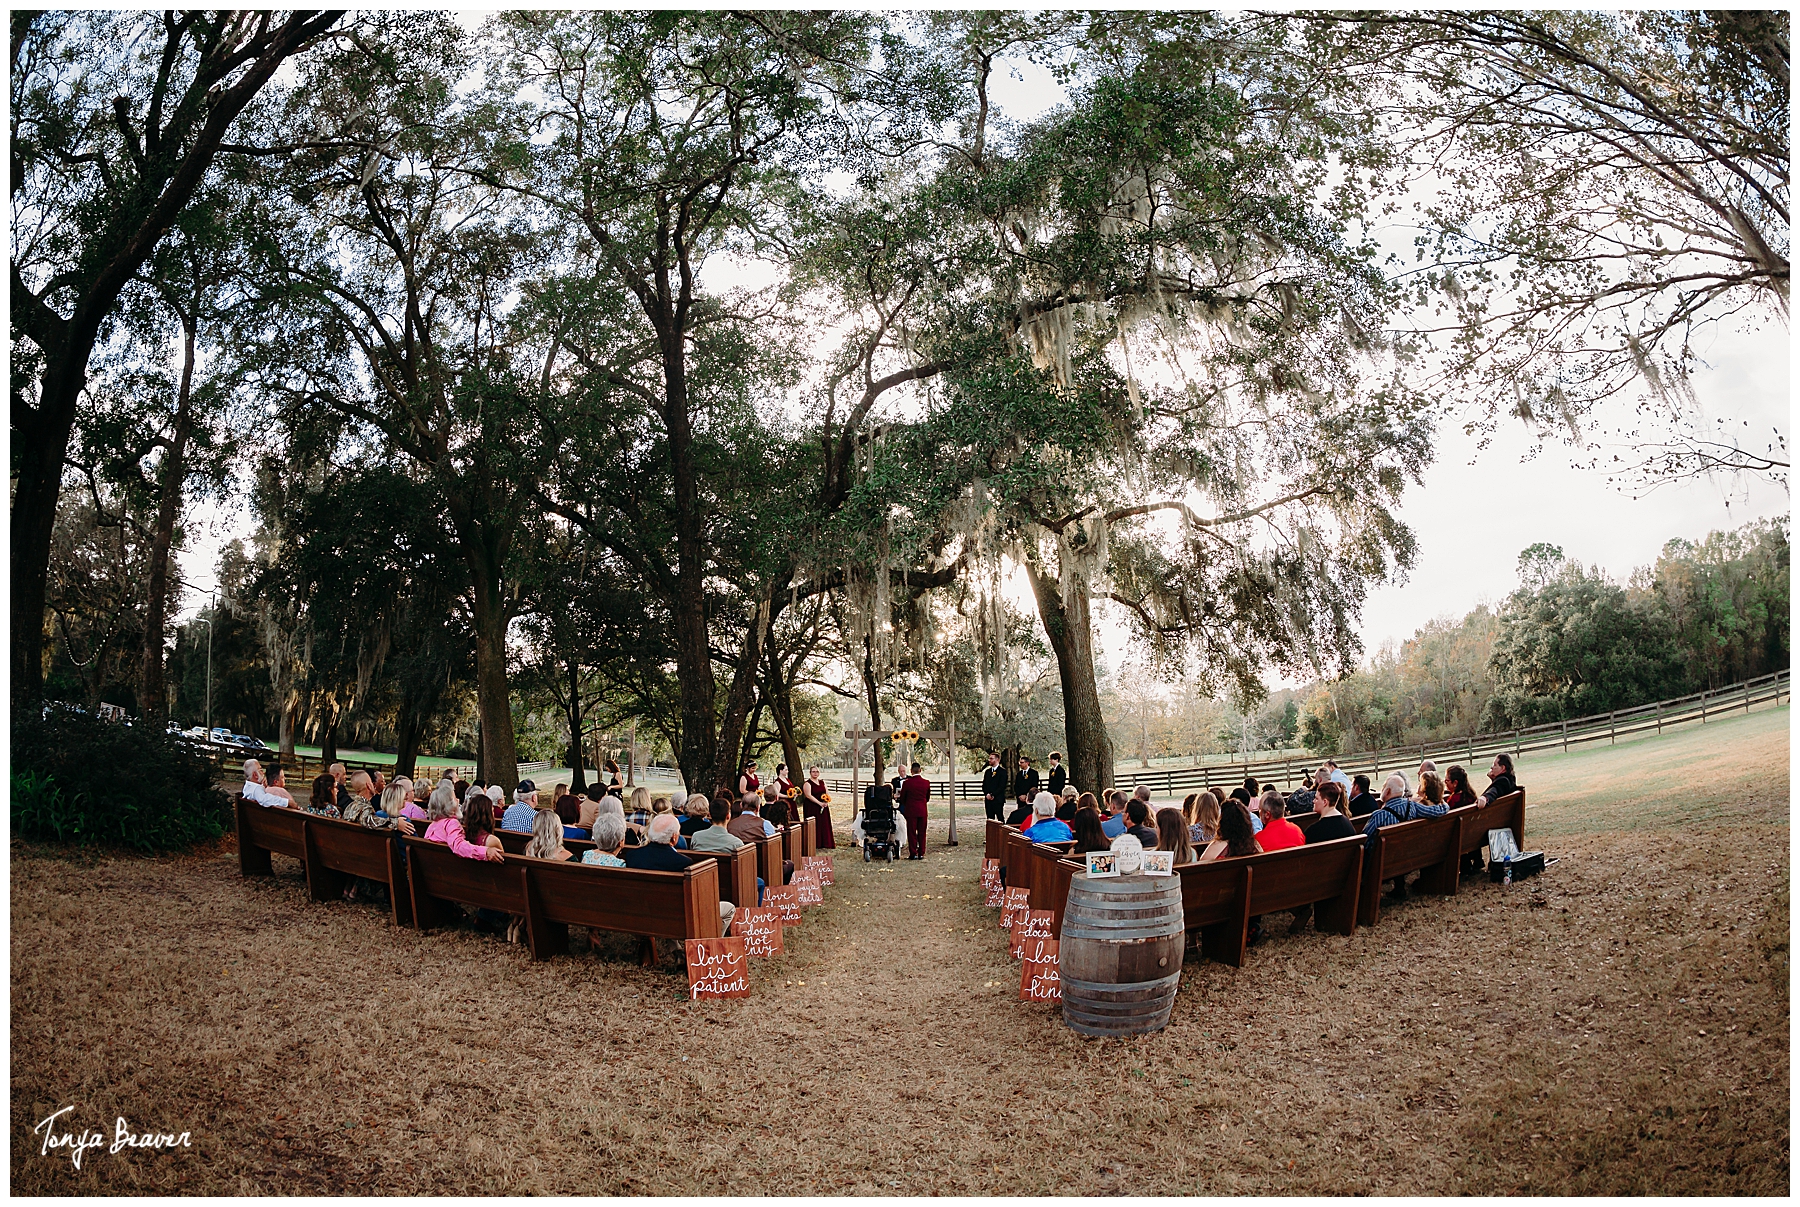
[12,357,85,701]
[394,710,424,781]
[1024,557,1115,795]
[468,566,520,794]
[565,656,587,792]
[278,701,296,761]
[739,698,766,771]
[320,716,339,767]
[861,635,885,781]
[714,593,774,796]
[766,651,805,784]
[138,323,197,722]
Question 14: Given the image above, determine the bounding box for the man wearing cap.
[1021,791,1072,842]
[501,780,539,833]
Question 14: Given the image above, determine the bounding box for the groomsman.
[982,751,1009,822]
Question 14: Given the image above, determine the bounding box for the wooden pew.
[801,816,818,858]
[302,813,414,927]
[782,822,804,868]
[985,818,1009,863]
[403,837,723,964]
[1455,789,1526,865]
[1357,811,1462,927]
[493,827,758,906]
[235,796,306,877]
[1176,835,1366,967]
[753,830,787,888]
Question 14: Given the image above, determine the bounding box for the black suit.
[982,764,1009,822]
[1015,767,1040,802]
[623,843,691,872]
[1046,763,1067,795]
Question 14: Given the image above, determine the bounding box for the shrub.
[12,706,231,851]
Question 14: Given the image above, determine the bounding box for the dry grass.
[12,709,1789,1194]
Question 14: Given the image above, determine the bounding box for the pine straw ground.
[12,708,1789,1195]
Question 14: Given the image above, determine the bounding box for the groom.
[897,761,931,860]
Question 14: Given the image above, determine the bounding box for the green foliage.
[12,707,230,850]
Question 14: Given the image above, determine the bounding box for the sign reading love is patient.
[685,936,750,999]
[1009,909,1054,959]
[764,884,802,925]
[733,906,783,957]
[1000,887,1031,930]
[1018,939,1061,1002]
[792,871,824,907]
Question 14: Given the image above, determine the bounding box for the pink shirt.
[424,816,490,861]
[401,802,427,821]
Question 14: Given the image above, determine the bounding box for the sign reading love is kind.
[685,936,750,999]
[1018,939,1061,1002]
[733,906,783,958]
[764,884,802,925]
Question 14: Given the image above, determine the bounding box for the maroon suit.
[898,773,931,859]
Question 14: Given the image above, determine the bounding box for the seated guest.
[370,770,387,797]
[423,798,503,862]
[765,782,799,826]
[1100,790,1128,839]
[1243,775,1259,799]
[457,794,505,857]
[1362,772,1448,902]
[1289,775,1317,814]
[726,796,767,844]
[741,793,778,838]
[238,759,292,808]
[1481,753,1518,803]
[1003,794,1034,826]
[306,773,341,817]
[1075,791,1099,817]
[1417,771,1445,808]
[1304,781,1357,843]
[1444,765,1480,808]
[500,780,538,833]
[550,783,568,810]
[623,814,692,871]
[378,784,411,821]
[265,764,297,805]
[1123,799,1159,848]
[525,808,575,862]
[1055,788,1080,823]
[624,786,652,843]
[426,781,459,823]
[1022,792,1073,842]
[1186,791,1220,846]
[679,796,712,837]
[1416,760,1438,790]
[1154,807,1194,865]
[554,794,588,840]
[582,811,629,867]
[344,771,416,836]
[577,786,603,831]
[453,779,470,804]
[1255,791,1306,851]
[1071,807,1110,855]
[1346,774,1377,817]
[1198,800,1263,862]
[689,798,748,853]
[760,795,790,832]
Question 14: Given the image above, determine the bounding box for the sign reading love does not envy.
[764,884,802,925]
[733,906,783,958]
[792,871,824,906]
[1000,887,1031,930]
[685,936,750,999]
[1018,938,1061,1002]
[1009,909,1055,959]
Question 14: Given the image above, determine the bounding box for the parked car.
[209,727,234,743]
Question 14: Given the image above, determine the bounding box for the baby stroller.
[860,783,900,863]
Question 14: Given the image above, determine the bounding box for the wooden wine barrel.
[1059,872,1186,1037]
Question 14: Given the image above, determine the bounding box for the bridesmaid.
[802,765,836,849]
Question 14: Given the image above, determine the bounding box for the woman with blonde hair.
[378,783,410,820]
[1186,790,1221,846]
[525,807,573,862]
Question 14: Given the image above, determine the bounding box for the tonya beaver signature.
[33,1105,191,1171]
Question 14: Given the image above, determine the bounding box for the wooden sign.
[792,871,824,906]
[732,906,783,958]
[765,884,802,925]
[803,856,834,886]
[685,936,750,999]
[980,858,1000,886]
[1000,887,1031,930]
[1019,939,1061,1002]
[1009,909,1054,959]
[985,875,1005,908]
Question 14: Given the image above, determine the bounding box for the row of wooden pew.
[235,798,817,963]
[986,792,1527,967]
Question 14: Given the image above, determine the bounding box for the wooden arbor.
[843,719,960,846]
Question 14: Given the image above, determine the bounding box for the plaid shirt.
[1362,796,1448,848]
